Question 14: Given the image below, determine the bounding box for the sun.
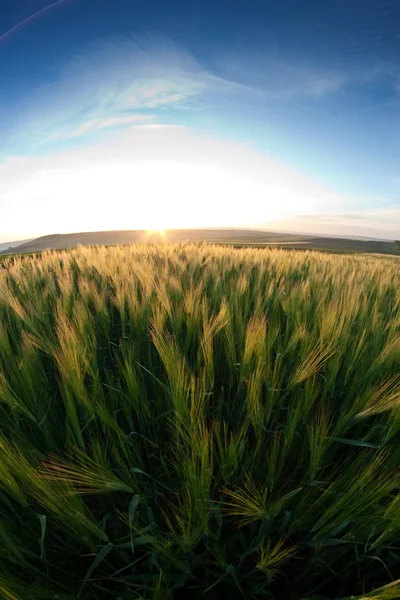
[146,229,166,237]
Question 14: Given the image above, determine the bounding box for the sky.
[0,0,399,242]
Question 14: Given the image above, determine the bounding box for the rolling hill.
[1,228,399,255]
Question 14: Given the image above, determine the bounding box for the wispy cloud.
[44,114,154,142]
[214,53,400,102]
[262,62,347,100]
[211,53,348,101]
[6,30,400,171]
[10,34,338,150]
[266,209,400,240]
[10,36,217,148]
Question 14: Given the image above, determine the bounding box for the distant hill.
[0,238,33,252]
[2,228,399,256]
[259,230,394,243]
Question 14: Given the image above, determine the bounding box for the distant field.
[3,227,399,256]
[1,244,400,599]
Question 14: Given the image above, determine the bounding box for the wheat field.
[1,243,400,599]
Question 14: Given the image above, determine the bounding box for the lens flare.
[0,0,72,46]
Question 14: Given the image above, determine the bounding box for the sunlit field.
[2,243,400,600]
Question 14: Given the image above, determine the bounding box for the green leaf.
[117,535,157,549]
[37,514,47,560]
[129,495,140,553]
[134,362,171,395]
[78,543,113,598]
[129,495,140,521]
[302,538,352,547]
[273,487,303,515]
[130,468,174,493]
[280,510,292,532]
[329,521,351,537]
[204,562,244,595]
[226,564,244,597]
[329,437,381,449]
[131,467,147,476]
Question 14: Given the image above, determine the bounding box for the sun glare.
[4,159,291,238]
[146,229,166,237]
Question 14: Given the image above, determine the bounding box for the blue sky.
[0,0,399,241]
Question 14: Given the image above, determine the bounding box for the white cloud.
[264,62,347,100]
[212,53,347,101]
[10,34,342,151]
[0,124,383,241]
[11,36,216,147]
